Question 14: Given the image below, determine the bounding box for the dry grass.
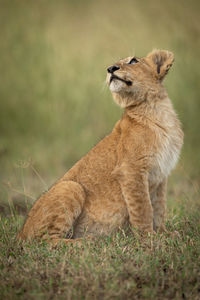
[1,197,200,299]
[0,171,200,299]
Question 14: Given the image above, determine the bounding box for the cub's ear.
[146,49,174,80]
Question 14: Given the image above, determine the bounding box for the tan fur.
[17,50,183,245]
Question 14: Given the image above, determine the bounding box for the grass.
[1,189,200,299]
[0,0,200,299]
[0,172,200,299]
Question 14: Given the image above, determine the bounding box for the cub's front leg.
[114,161,154,233]
[151,179,167,232]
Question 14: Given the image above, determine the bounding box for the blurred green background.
[0,0,199,208]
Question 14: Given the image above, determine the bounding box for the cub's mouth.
[110,74,132,86]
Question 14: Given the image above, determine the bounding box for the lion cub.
[18,50,183,244]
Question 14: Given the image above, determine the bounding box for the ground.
[1,171,200,299]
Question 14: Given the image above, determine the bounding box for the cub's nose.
[107,65,120,73]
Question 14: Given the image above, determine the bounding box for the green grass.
[0,172,200,299]
[1,192,200,299]
[0,0,200,299]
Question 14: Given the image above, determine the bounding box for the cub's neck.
[124,93,177,128]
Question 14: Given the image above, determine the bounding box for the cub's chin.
[109,79,126,93]
[110,89,134,108]
[106,75,136,108]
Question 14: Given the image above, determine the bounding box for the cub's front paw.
[153,223,166,233]
[132,223,155,235]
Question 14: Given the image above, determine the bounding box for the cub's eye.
[128,57,138,65]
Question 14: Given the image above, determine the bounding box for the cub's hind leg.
[17,181,86,243]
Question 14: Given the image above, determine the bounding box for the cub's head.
[106,49,174,108]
